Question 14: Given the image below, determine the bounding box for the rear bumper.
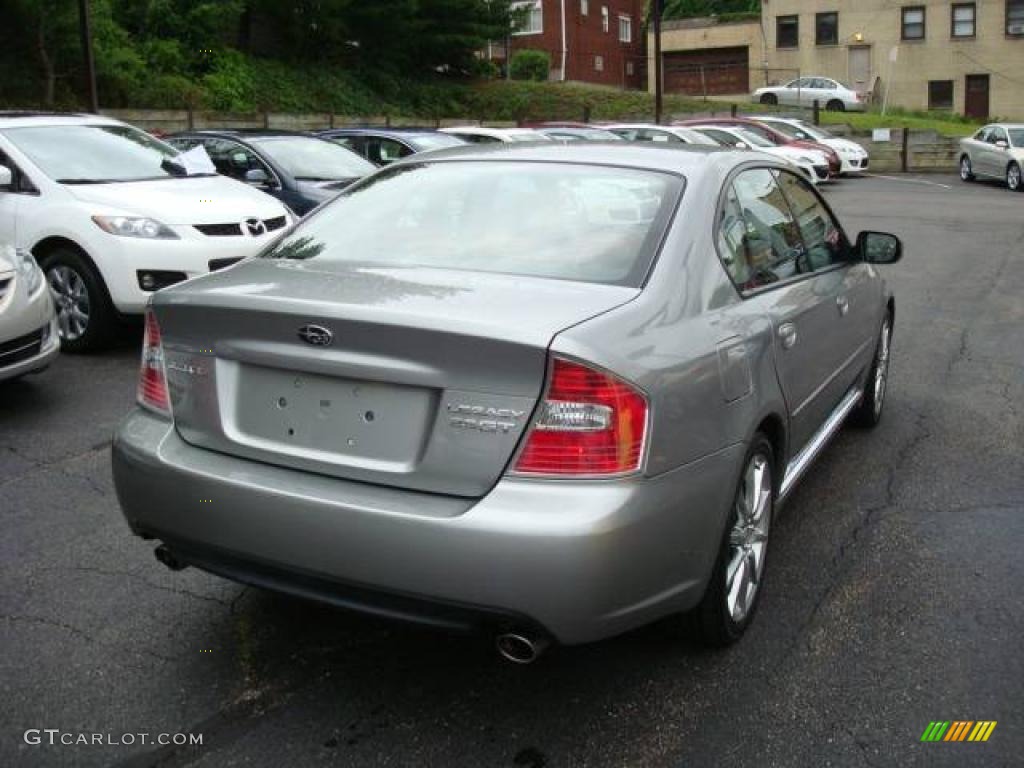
[112,409,743,644]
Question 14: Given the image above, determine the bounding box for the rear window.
[261,161,682,287]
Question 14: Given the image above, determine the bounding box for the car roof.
[0,112,124,129]
[984,123,1024,129]
[322,127,444,135]
[440,126,541,136]
[387,140,755,176]
[539,126,619,135]
[171,129,315,139]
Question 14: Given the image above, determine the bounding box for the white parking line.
[863,174,953,190]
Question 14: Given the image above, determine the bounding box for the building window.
[619,15,632,43]
[1008,0,1024,35]
[777,15,799,48]
[512,1,543,36]
[626,60,635,76]
[581,0,588,15]
[928,80,954,109]
[901,6,925,40]
[594,55,604,71]
[602,6,609,33]
[952,4,976,37]
[815,12,838,45]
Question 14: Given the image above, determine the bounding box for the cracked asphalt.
[2,174,1022,767]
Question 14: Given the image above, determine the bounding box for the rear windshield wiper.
[56,178,110,185]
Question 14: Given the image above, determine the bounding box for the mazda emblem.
[244,217,267,236]
[297,324,333,347]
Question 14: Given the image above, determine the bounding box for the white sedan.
[755,117,869,174]
[753,77,865,112]
[692,126,830,184]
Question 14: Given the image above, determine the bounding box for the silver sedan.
[958,123,1024,191]
[112,144,901,662]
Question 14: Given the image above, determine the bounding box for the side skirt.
[779,386,862,501]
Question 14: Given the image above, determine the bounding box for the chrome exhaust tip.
[496,632,548,664]
[154,544,187,571]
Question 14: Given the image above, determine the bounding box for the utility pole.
[78,0,99,112]
[653,0,663,124]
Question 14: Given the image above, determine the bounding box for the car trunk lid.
[152,260,638,497]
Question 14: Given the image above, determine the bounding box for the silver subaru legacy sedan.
[112,143,901,662]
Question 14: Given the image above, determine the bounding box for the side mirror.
[736,141,749,150]
[244,168,271,185]
[0,165,12,189]
[857,231,902,264]
[995,139,1009,149]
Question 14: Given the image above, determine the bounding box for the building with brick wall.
[648,1,1024,120]
[498,0,646,89]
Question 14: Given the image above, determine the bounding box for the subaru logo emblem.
[244,217,267,236]
[297,324,333,347]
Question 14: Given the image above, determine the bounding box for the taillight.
[512,357,648,477]
[137,309,170,416]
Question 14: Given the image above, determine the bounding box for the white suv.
[0,113,292,351]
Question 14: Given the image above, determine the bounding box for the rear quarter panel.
[551,158,788,477]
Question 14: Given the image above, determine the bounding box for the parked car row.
[0,110,877,361]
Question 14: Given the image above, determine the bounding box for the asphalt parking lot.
[2,173,1022,768]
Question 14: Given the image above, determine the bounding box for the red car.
[677,117,841,177]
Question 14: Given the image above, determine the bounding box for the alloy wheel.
[48,265,91,342]
[873,319,891,416]
[1009,164,1021,191]
[726,453,772,623]
[960,157,972,180]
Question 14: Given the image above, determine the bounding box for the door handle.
[778,323,798,349]
[837,295,850,316]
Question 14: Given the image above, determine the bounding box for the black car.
[165,130,375,216]
[317,127,465,166]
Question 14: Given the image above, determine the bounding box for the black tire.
[760,93,778,106]
[695,433,775,647]
[826,99,845,112]
[1008,162,1022,192]
[37,246,117,353]
[851,313,892,428]
[960,155,975,182]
